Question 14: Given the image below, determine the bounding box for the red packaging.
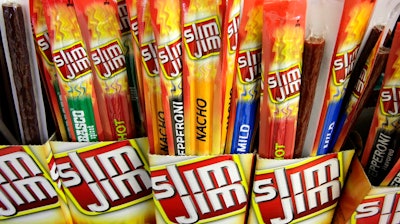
[259,0,306,159]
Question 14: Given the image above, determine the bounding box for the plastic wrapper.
[259,0,306,159]
[219,0,241,153]
[311,0,377,155]
[137,0,167,154]
[181,0,225,155]
[150,0,185,155]
[42,0,103,142]
[361,22,400,186]
[226,0,261,154]
[74,0,136,141]
[30,0,69,141]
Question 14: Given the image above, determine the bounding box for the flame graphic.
[271,25,304,70]
[242,6,262,46]
[392,49,400,80]
[155,0,180,37]
[86,3,120,41]
[51,4,82,46]
[341,2,375,51]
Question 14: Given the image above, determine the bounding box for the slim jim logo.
[183,17,221,59]
[158,38,183,79]
[267,65,301,103]
[353,65,368,98]
[53,42,92,81]
[54,141,152,214]
[141,41,159,77]
[0,146,59,218]
[130,16,139,44]
[152,156,248,223]
[252,154,342,224]
[117,0,131,34]
[353,193,400,224]
[36,32,53,64]
[91,40,126,79]
[227,14,239,52]
[380,87,400,116]
[237,48,262,83]
[333,46,360,85]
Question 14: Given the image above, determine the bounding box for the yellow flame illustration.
[155,0,180,37]
[341,2,375,50]
[272,25,304,68]
[86,3,120,41]
[51,4,82,44]
[243,6,263,45]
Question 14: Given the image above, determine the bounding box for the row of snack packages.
[1,138,399,223]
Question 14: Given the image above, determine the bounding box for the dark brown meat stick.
[3,3,41,144]
[294,36,325,158]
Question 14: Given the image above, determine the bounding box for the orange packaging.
[259,0,306,159]
[74,0,136,141]
[150,0,185,155]
[220,0,241,152]
[137,0,168,154]
[226,0,262,154]
[42,0,104,142]
[181,0,225,155]
[30,0,69,141]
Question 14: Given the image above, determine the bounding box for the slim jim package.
[311,0,377,155]
[74,0,136,141]
[182,0,225,155]
[361,23,400,186]
[42,0,103,142]
[137,0,167,155]
[30,0,69,141]
[220,0,241,153]
[50,139,155,223]
[226,0,262,154]
[116,0,146,138]
[332,28,388,153]
[150,0,185,155]
[126,0,147,134]
[259,0,306,159]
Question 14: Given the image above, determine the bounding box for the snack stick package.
[311,0,377,155]
[137,0,167,155]
[361,23,400,186]
[116,0,146,137]
[226,0,262,154]
[150,0,185,155]
[30,0,69,141]
[74,0,136,141]
[126,0,147,131]
[380,158,400,187]
[220,0,241,153]
[332,29,387,153]
[42,0,103,142]
[182,0,225,155]
[259,0,306,159]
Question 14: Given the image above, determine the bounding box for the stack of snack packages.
[1,0,400,223]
